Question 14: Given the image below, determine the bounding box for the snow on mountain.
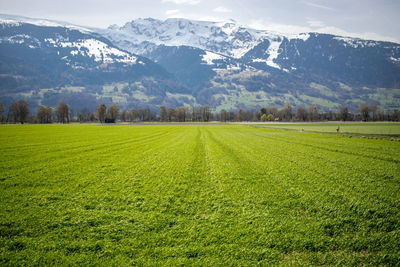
[0,16,184,112]
[0,33,40,46]
[0,14,92,33]
[1,14,400,112]
[264,38,283,69]
[391,56,400,63]
[49,38,138,64]
[100,18,269,59]
[102,17,400,75]
[0,16,141,66]
[333,36,379,48]
[287,33,310,42]
[100,18,316,71]
[201,51,225,65]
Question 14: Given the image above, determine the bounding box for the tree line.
[0,100,399,124]
[158,103,398,122]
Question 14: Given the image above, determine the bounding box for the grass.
[253,122,400,135]
[309,82,336,97]
[0,124,400,265]
[368,89,400,110]
[298,94,340,109]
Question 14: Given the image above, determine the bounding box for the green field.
[1,124,400,265]
[253,123,400,135]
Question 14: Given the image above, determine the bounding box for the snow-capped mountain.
[103,17,400,72]
[102,18,312,67]
[1,14,400,112]
[0,15,187,111]
[100,17,400,111]
[101,18,266,58]
[0,15,144,69]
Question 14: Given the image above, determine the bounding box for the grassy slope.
[0,124,399,265]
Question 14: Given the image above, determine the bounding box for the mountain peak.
[104,17,268,58]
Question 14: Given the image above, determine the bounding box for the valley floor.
[0,124,399,265]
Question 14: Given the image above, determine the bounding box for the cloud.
[198,16,226,22]
[213,6,232,13]
[248,19,311,34]
[307,19,325,28]
[165,9,180,16]
[161,0,200,5]
[315,26,399,42]
[303,1,335,11]
[248,19,399,43]
[248,19,267,30]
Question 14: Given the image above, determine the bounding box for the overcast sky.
[1,0,399,42]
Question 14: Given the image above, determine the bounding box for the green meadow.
[0,124,399,265]
[253,123,400,135]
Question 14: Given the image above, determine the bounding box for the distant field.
[1,124,399,265]
[252,122,400,135]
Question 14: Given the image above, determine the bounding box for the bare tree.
[221,110,228,122]
[7,102,17,123]
[133,108,155,121]
[18,100,30,124]
[176,106,189,122]
[167,108,176,122]
[0,101,4,122]
[339,106,349,121]
[236,108,244,121]
[120,110,127,122]
[137,109,146,121]
[253,110,261,121]
[89,112,96,122]
[307,104,319,121]
[359,104,370,121]
[159,106,167,122]
[56,101,69,123]
[295,107,307,121]
[191,106,202,122]
[107,104,120,122]
[370,104,378,121]
[279,103,293,121]
[36,105,52,123]
[78,108,88,122]
[96,104,106,123]
[201,105,211,122]
[129,109,136,122]
[323,110,337,121]
[69,108,75,122]
[7,100,29,124]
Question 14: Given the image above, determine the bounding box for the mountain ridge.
[1,14,400,112]
[0,16,189,111]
